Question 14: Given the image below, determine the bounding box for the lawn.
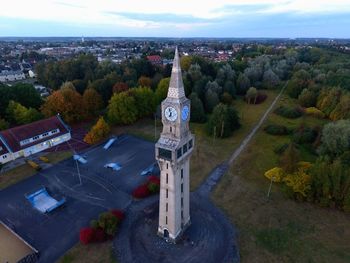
[212,93,350,262]
[58,241,117,263]
[0,151,72,190]
[189,90,279,190]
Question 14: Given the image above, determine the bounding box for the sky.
[0,0,350,38]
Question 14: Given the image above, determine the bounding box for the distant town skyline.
[1,0,350,38]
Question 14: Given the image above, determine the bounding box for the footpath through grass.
[212,93,350,263]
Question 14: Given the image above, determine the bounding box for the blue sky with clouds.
[0,0,349,37]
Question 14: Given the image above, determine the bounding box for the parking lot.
[0,135,156,263]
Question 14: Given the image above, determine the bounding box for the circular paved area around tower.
[114,193,240,263]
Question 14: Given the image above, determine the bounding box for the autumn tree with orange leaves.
[41,82,85,123]
[84,117,110,144]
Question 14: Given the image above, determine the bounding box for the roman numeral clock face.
[165,107,178,122]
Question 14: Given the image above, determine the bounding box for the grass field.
[58,241,117,263]
[212,93,350,262]
[58,90,350,263]
[0,151,72,190]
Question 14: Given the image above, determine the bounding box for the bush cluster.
[132,175,160,199]
[79,209,125,245]
[264,124,290,135]
[274,105,303,119]
[292,126,318,144]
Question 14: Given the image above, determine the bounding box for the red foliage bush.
[132,184,150,198]
[110,209,125,221]
[79,227,95,245]
[148,175,160,185]
[94,227,107,242]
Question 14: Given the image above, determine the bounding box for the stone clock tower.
[155,47,194,243]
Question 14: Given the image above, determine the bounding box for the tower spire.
[167,47,185,99]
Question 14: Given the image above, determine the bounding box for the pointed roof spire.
[167,46,186,99]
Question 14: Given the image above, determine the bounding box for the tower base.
[157,218,191,244]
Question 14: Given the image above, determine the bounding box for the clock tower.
[155,47,194,243]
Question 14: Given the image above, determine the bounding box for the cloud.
[107,12,212,23]
[0,0,349,37]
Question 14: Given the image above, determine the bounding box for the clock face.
[165,107,178,122]
[181,105,189,121]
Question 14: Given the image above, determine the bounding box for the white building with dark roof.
[0,115,71,164]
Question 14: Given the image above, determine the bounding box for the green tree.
[6,101,42,125]
[262,69,280,89]
[204,89,220,113]
[155,77,170,104]
[189,93,206,123]
[298,88,318,107]
[246,87,258,104]
[180,56,193,71]
[236,73,251,95]
[132,87,156,118]
[318,120,350,158]
[286,69,311,98]
[0,118,9,130]
[0,84,42,113]
[206,103,240,138]
[107,92,138,125]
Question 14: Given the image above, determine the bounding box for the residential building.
[0,115,71,164]
[0,70,25,82]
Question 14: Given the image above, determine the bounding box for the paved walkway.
[197,83,287,196]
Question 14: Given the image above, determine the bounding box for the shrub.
[264,124,289,135]
[98,212,118,236]
[132,176,161,199]
[79,227,95,245]
[264,167,284,182]
[148,182,160,194]
[284,169,311,197]
[292,126,318,144]
[274,105,303,119]
[94,227,107,242]
[304,107,325,119]
[274,143,289,155]
[90,219,99,229]
[110,210,125,221]
[148,175,160,185]
[132,184,150,198]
